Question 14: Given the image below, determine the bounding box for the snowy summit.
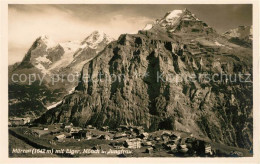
[37,35,57,49]
[142,8,202,32]
[81,31,115,49]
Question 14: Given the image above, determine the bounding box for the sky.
[8,4,252,65]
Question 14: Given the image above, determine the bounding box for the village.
[9,117,247,157]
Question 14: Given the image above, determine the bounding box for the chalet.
[114,132,127,139]
[66,133,72,138]
[128,131,137,138]
[154,137,161,141]
[116,127,122,132]
[9,117,30,126]
[51,129,61,135]
[119,125,130,131]
[86,125,96,129]
[139,132,149,140]
[180,144,187,149]
[205,143,213,155]
[193,140,212,155]
[101,126,109,131]
[32,129,50,137]
[145,147,153,154]
[179,147,189,153]
[61,123,73,129]
[54,134,66,142]
[161,133,171,142]
[118,125,144,134]
[92,134,99,137]
[162,131,171,135]
[170,134,180,140]
[87,125,93,128]
[133,126,144,135]
[65,125,72,129]
[178,139,188,153]
[124,138,141,149]
[166,144,177,151]
[86,135,92,140]
[72,130,88,139]
[142,141,153,146]
[70,127,82,133]
[99,134,111,140]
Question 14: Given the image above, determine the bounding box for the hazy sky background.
[8,4,252,65]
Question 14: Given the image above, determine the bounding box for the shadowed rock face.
[37,9,253,150]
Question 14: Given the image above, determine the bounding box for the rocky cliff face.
[36,9,253,150]
[9,31,114,118]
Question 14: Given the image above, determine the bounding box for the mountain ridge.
[36,9,253,150]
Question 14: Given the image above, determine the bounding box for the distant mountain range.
[9,31,114,118]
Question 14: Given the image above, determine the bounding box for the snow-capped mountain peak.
[159,8,200,27]
[142,8,213,34]
[143,24,153,30]
[37,35,57,49]
[164,9,183,22]
[81,31,115,49]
